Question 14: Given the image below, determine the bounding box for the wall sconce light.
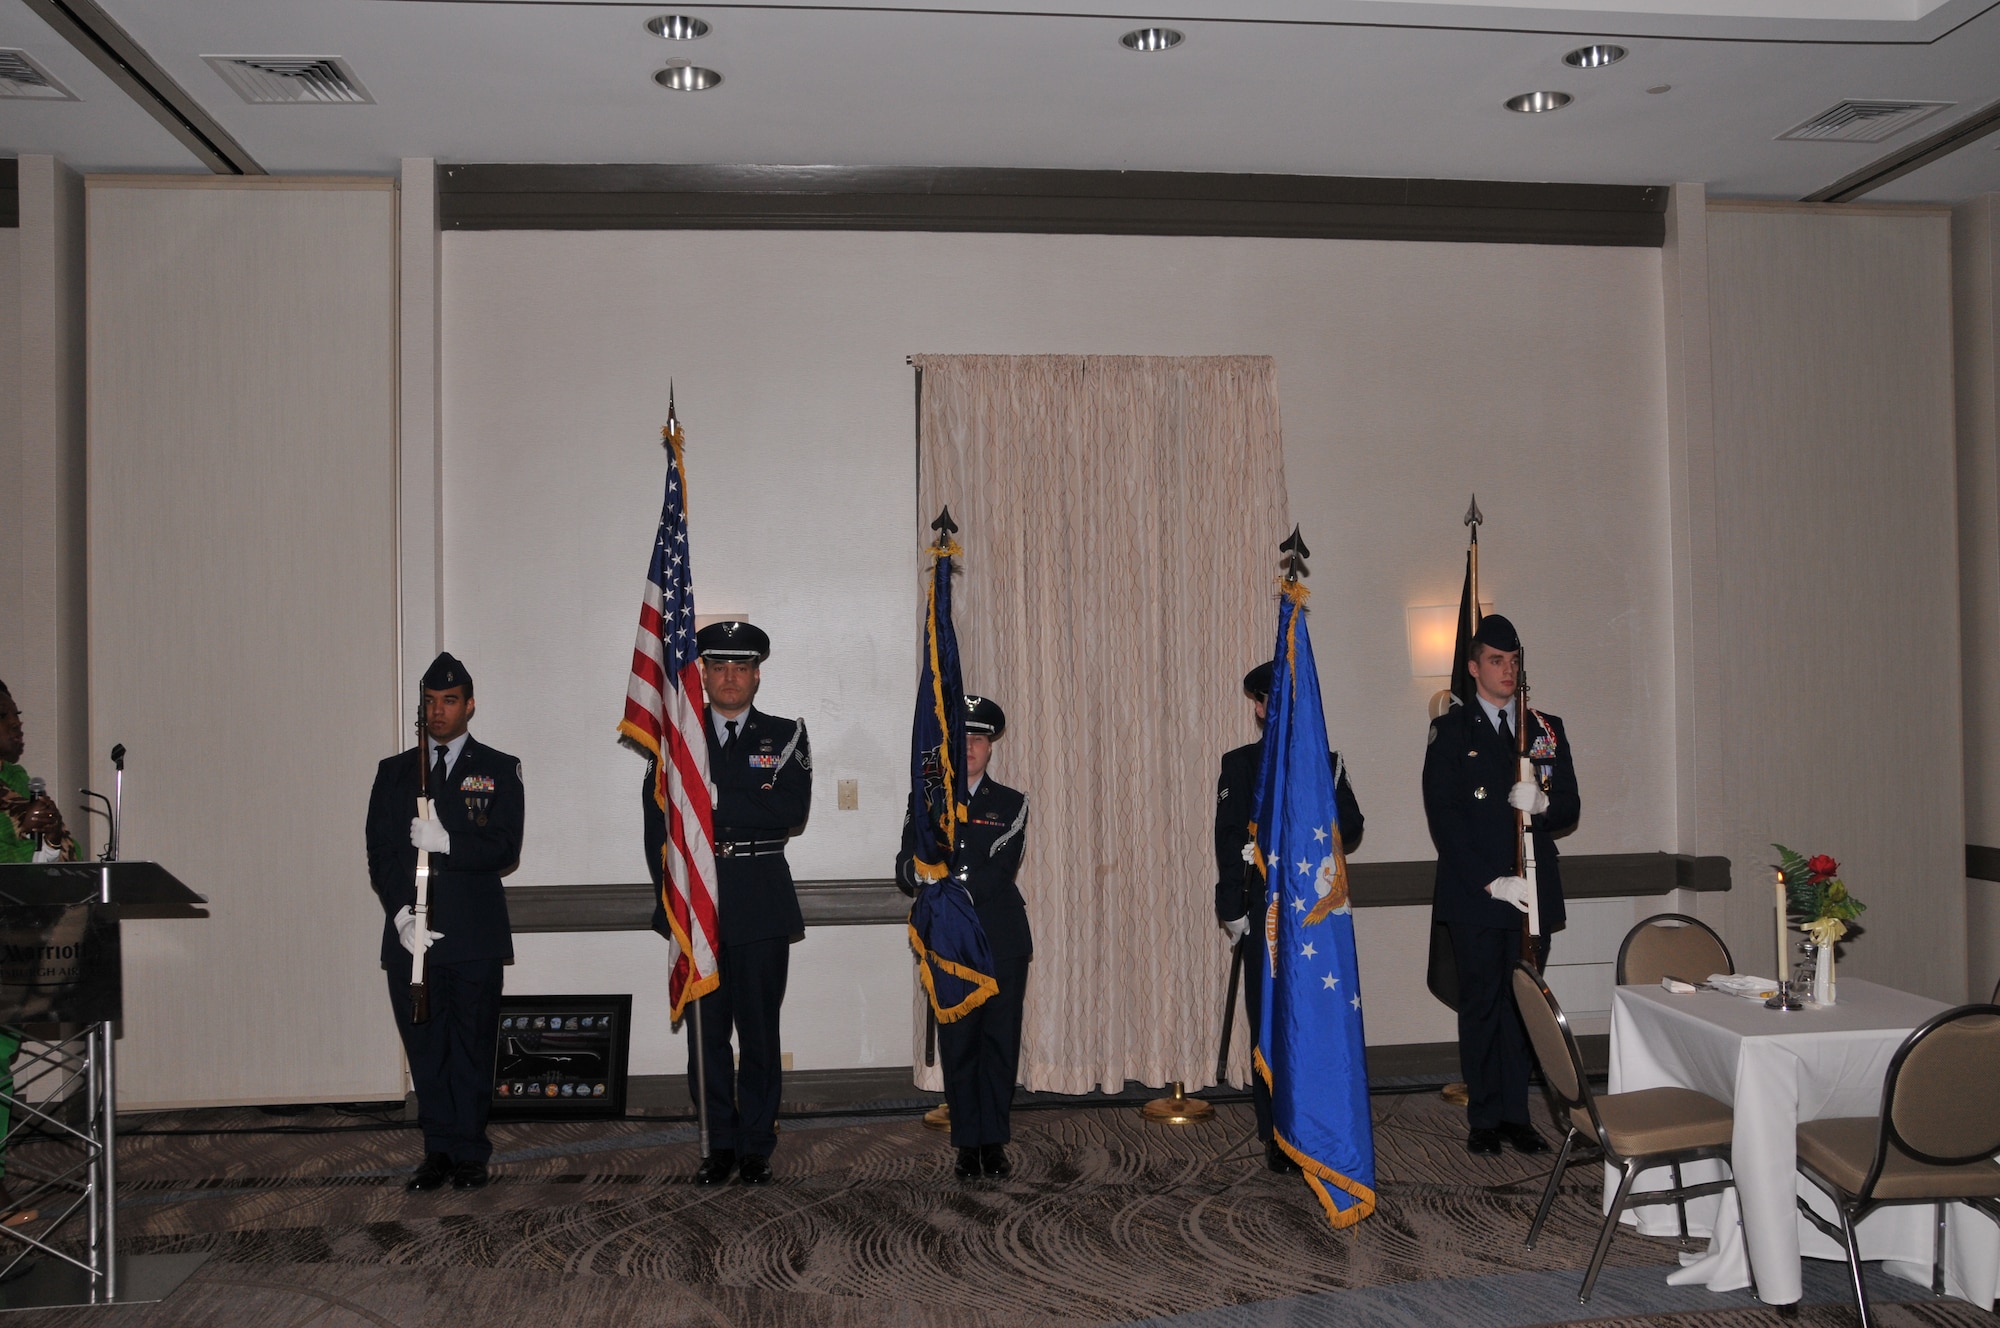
[1405,602,1494,677]
[1406,606,1459,677]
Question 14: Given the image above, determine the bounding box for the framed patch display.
[490,994,633,1119]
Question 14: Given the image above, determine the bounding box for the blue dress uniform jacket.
[895,774,1033,1149]
[895,777,1033,960]
[642,706,810,1160]
[645,707,811,946]
[366,736,523,966]
[365,733,523,1167]
[1420,703,1578,934]
[1213,740,1364,925]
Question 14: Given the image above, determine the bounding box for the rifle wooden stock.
[410,699,434,1024]
[1515,673,1541,969]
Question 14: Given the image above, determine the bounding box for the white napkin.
[1708,974,1779,1001]
[1661,977,1698,994]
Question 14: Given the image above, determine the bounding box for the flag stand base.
[1440,1081,1469,1106]
[1140,1082,1213,1124]
[923,1103,951,1131]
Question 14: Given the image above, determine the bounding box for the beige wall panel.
[1,227,19,649]
[1957,195,2000,1004]
[1707,206,1965,1001]
[5,159,89,839]
[444,229,1672,1064]
[87,180,406,1107]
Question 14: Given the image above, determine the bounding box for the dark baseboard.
[590,1039,1609,1119]
[506,853,1730,932]
[438,164,1667,248]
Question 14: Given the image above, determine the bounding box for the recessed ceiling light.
[1505,91,1572,113]
[1648,84,1672,94]
[647,15,710,39]
[655,64,720,91]
[1562,43,1626,68]
[1121,27,1183,52]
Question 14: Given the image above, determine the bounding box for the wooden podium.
[0,862,208,1310]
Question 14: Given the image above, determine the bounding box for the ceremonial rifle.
[410,694,434,1023]
[1513,662,1542,970]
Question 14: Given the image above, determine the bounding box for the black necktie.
[432,745,451,795]
[723,720,739,753]
[1494,708,1514,750]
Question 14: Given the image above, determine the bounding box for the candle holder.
[1764,978,1805,1011]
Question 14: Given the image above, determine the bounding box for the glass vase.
[1811,942,1836,1006]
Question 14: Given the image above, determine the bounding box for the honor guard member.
[896,695,1032,1181]
[1420,614,1578,1156]
[0,678,78,1226]
[1214,662,1363,1174]
[646,621,811,1187]
[366,653,525,1192]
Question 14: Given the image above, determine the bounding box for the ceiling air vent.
[204,56,372,105]
[1779,100,1951,144]
[0,49,77,101]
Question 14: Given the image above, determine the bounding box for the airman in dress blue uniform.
[1213,661,1364,1173]
[366,652,524,1192]
[645,621,811,1187]
[1420,615,1579,1156]
[896,695,1032,1181]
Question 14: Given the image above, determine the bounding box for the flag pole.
[1438,496,1483,1109]
[1143,533,1312,1131]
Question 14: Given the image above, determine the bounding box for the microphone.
[27,777,46,850]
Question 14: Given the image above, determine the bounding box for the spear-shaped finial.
[1280,525,1310,582]
[1463,493,1483,540]
[930,506,959,551]
[662,381,680,449]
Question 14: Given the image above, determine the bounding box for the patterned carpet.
[0,1089,1989,1327]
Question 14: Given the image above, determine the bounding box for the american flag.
[617,404,720,1019]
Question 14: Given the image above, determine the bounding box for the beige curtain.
[910,355,1289,1094]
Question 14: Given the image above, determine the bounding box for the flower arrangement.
[1773,844,1866,947]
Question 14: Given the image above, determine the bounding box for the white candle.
[1774,870,1789,984]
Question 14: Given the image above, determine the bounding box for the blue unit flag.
[1253,578,1378,1227]
[905,533,998,1022]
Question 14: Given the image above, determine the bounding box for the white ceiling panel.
[0,1,200,170]
[7,0,1999,199]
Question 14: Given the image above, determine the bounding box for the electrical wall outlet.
[781,1052,794,1071]
[837,778,858,810]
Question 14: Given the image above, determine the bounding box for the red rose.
[1807,854,1838,879]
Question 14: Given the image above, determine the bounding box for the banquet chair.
[1514,963,1738,1303]
[1794,1003,2000,1328]
[1616,913,1733,987]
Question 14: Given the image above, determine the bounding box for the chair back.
[1879,1003,2000,1173]
[1512,963,1600,1134]
[1617,913,1733,986]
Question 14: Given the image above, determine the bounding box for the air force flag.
[1253,578,1378,1227]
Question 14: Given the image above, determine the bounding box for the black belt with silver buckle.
[715,838,788,859]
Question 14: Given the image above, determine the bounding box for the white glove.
[1508,780,1549,816]
[393,905,446,955]
[1223,915,1250,944]
[1485,876,1533,913]
[410,816,451,855]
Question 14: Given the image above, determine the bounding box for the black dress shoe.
[953,1147,983,1180]
[1466,1127,1503,1156]
[450,1160,489,1190]
[405,1152,454,1192]
[979,1145,1012,1178]
[1264,1139,1303,1174]
[693,1150,738,1186]
[1499,1122,1550,1155]
[737,1154,772,1186]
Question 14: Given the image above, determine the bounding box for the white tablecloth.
[1608,978,2000,1308]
